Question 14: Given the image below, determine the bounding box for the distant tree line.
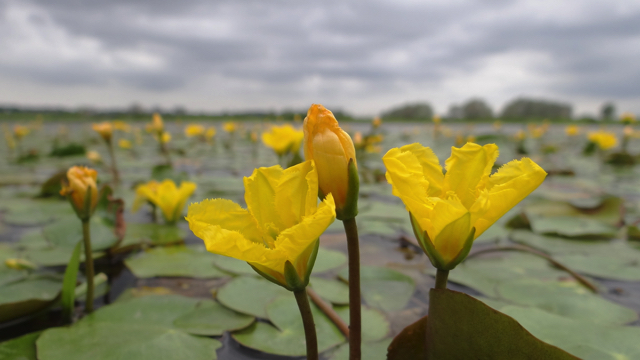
[379,97,626,121]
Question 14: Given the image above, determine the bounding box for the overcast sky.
[0,0,638,117]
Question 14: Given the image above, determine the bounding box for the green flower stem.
[293,289,318,360]
[435,269,449,290]
[81,219,95,314]
[342,217,361,360]
[106,140,120,185]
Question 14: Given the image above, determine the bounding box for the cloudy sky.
[0,0,639,117]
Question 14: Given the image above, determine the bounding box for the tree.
[501,98,572,120]
[381,102,434,120]
[600,102,616,121]
[461,98,493,120]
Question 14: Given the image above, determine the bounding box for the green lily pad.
[528,216,617,238]
[310,277,349,305]
[119,223,186,248]
[329,338,393,360]
[36,321,222,360]
[173,299,255,336]
[496,278,637,325]
[217,276,289,318]
[87,294,200,327]
[212,255,256,276]
[124,245,227,279]
[334,305,390,342]
[0,275,62,322]
[43,218,118,251]
[0,331,40,360]
[510,229,615,255]
[232,295,345,356]
[502,306,640,360]
[555,253,640,281]
[340,266,415,312]
[313,247,347,273]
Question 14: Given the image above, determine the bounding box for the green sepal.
[336,158,359,221]
[284,260,306,292]
[303,240,320,284]
[409,212,475,271]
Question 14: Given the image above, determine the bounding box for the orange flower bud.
[60,166,99,220]
[303,104,358,220]
[92,122,113,142]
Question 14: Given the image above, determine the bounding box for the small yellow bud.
[372,117,382,128]
[118,139,133,149]
[86,150,102,163]
[5,258,37,270]
[60,166,99,219]
[303,104,358,219]
[92,122,113,142]
[151,113,164,132]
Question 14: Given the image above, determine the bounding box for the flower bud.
[303,104,358,220]
[60,166,99,220]
[92,122,113,142]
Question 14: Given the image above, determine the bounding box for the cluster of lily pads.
[0,110,639,360]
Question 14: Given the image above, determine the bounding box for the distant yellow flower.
[150,113,164,132]
[303,104,358,219]
[514,130,526,141]
[133,179,197,223]
[92,122,113,142]
[13,125,30,140]
[185,124,205,138]
[262,124,304,156]
[118,139,133,149]
[205,127,216,141]
[223,122,237,133]
[493,120,502,131]
[250,131,258,143]
[621,112,636,124]
[5,258,37,270]
[432,115,441,124]
[157,131,171,144]
[588,130,617,150]
[86,150,102,163]
[113,120,131,132]
[186,161,336,290]
[565,125,580,136]
[383,143,546,269]
[353,132,363,147]
[372,117,382,128]
[60,166,99,220]
[466,135,476,143]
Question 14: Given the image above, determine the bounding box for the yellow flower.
[372,117,382,128]
[223,122,237,133]
[466,135,476,143]
[303,104,358,219]
[113,120,131,132]
[250,131,258,143]
[118,139,133,149]
[5,258,37,270]
[185,124,205,138]
[60,166,99,220]
[588,130,617,150]
[565,125,580,136]
[205,127,216,141]
[13,125,30,140]
[156,131,171,144]
[86,150,102,163]
[383,143,546,269]
[261,124,304,156]
[150,113,164,132]
[514,130,526,141]
[621,112,636,124]
[133,179,196,223]
[353,132,363,147]
[186,161,336,290]
[92,122,113,142]
[432,115,441,124]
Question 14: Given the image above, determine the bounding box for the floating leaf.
[0,331,40,360]
[173,299,255,336]
[232,295,345,356]
[43,218,118,252]
[313,247,347,273]
[119,223,186,249]
[124,245,227,279]
[340,266,415,312]
[310,277,349,305]
[503,306,640,360]
[217,276,289,318]
[0,275,62,322]
[528,216,617,238]
[334,305,390,342]
[329,338,393,360]
[212,255,256,276]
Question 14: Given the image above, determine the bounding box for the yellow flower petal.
[244,166,285,233]
[470,158,547,237]
[382,147,431,220]
[396,143,444,197]
[274,160,318,228]
[443,143,498,208]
